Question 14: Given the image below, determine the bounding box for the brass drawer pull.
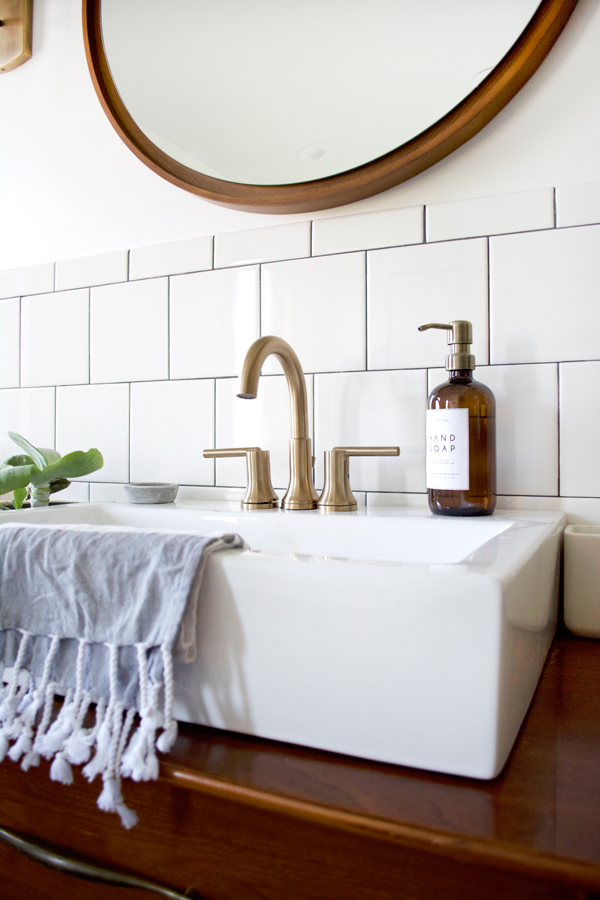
[0,826,204,899]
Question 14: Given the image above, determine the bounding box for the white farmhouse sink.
[1,501,565,779]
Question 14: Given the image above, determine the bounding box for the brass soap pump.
[419,320,496,517]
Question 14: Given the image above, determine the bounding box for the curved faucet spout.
[237,336,317,509]
[237,336,309,440]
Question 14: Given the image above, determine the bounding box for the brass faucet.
[237,336,318,510]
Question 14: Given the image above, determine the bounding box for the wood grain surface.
[1,628,600,899]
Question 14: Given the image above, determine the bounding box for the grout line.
[167,276,171,380]
[423,205,427,243]
[18,296,22,389]
[211,235,215,270]
[127,249,131,281]
[213,378,217,487]
[557,363,561,497]
[553,187,557,229]
[88,288,91,385]
[310,220,314,257]
[53,386,57,450]
[258,264,263,337]
[128,382,132,485]
[487,237,491,365]
[364,251,369,370]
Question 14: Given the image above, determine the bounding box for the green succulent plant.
[0,431,103,509]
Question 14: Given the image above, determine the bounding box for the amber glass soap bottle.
[419,320,496,516]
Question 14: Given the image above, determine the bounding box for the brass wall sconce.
[0,0,33,73]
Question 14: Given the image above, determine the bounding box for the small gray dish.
[124,482,179,504]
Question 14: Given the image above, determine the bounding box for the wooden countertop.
[2,627,600,900]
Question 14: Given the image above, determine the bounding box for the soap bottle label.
[426,408,469,490]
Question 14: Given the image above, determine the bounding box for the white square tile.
[214,222,310,269]
[262,254,366,374]
[490,226,600,364]
[314,369,426,493]
[479,364,558,496]
[367,492,429,509]
[170,267,259,379]
[21,289,89,387]
[428,363,559,496]
[91,279,168,383]
[426,189,554,243]
[559,361,600,497]
[0,263,55,300]
[130,236,213,280]
[313,206,423,256]
[55,251,128,291]
[50,481,90,503]
[556,181,600,228]
[89,482,128,502]
[495,496,600,525]
[215,374,313,490]
[56,383,130,483]
[0,298,20,388]
[130,380,214,485]
[0,388,55,463]
[368,239,489,371]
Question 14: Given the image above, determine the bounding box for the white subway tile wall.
[129,236,213,281]
[0,263,54,300]
[0,298,20,388]
[55,251,128,292]
[1,181,600,521]
[214,222,311,269]
[426,188,554,243]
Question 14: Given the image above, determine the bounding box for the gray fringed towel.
[0,522,245,828]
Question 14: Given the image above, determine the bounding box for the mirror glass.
[101,0,541,187]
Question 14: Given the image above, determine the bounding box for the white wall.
[0,0,599,270]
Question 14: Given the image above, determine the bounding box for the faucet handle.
[203,447,279,509]
[318,446,400,512]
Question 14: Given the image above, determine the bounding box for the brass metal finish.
[0,0,32,72]
[318,446,400,512]
[237,336,318,510]
[0,826,195,899]
[419,321,476,372]
[203,447,278,508]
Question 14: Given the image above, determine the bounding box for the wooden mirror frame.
[83,0,578,215]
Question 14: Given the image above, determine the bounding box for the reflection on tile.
[50,482,89,503]
[56,251,128,291]
[170,267,259,379]
[479,364,558,496]
[560,361,600,498]
[215,222,310,268]
[21,289,89,387]
[556,181,600,228]
[130,380,214,485]
[0,387,55,462]
[91,279,168,383]
[314,369,427,493]
[368,239,488,370]
[0,298,20,388]
[56,383,130,483]
[130,236,213,280]
[215,374,313,490]
[427,189,554,242]
[262,254,366,374]
[89,483,128,503]
[490,226,600,364]
[313,206,423,256]
[0,263,54,300]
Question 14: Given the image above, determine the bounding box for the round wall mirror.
[83,0,578,214]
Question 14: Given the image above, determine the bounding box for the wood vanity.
[1,627,599,900]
